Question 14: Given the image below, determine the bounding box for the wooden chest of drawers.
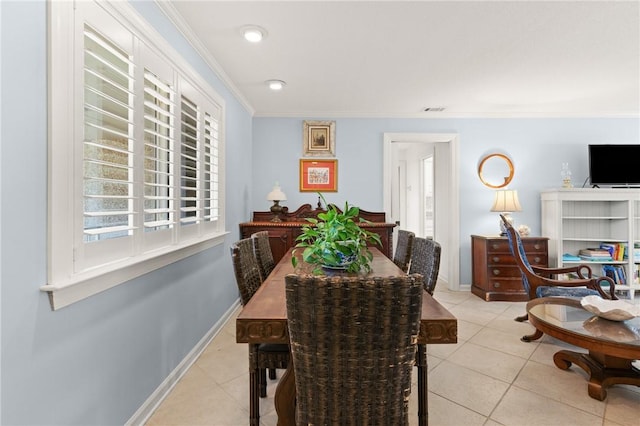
[471,235,549,302]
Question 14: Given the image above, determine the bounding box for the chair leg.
[514,313,528,322]
[260,367,267,398]
[416,344,428,426]
[269,367,277,380]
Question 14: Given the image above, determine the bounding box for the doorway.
[383,133,460,290]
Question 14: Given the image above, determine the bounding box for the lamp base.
[499,213,514,236]
[270,201,284,222]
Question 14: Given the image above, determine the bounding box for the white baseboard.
[126,299,242,426]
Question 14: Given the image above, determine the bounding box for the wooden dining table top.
[236,248,458,346]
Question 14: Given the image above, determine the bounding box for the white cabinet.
[541,188,640,299]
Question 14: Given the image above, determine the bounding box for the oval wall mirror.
[478,153,515,189]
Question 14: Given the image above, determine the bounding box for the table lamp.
[266,182,287,222]
[490,189,522,236]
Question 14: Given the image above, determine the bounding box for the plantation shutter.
[82,24,136,242]
[47,0,226,307]
[203,112,220,223]
[179,95,201,226]
[143,69,175,232]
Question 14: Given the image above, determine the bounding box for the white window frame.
[43,1,226,310]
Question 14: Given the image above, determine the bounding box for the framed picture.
[299,159,338,192]
[303,120,335,157]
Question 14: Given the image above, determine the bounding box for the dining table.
[236,247,458,426]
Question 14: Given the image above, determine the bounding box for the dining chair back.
[251,231,275,282]
[409,237,441,295]
[285,273,423,425]
[230,238,289,419]
[393,229,415,272]
[230,238,262,306]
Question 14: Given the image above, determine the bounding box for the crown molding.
[154,0,255,116]
[253,111,640,119]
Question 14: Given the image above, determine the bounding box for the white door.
[383,133,460,290]
[394,144,434,238]
[422,155,435,238]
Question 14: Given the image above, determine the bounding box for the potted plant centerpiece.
[292,193,382,274]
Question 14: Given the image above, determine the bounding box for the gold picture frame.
[303,120,335,157]
[299,159,338,192]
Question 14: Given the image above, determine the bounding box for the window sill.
[41,232,228,310]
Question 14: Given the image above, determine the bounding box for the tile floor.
[145,287,640,426]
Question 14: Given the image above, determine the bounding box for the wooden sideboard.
[471,234,549,302]
[239,203,396,263]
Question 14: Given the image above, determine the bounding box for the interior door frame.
[383,133,460,291]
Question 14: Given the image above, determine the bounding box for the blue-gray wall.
[1,1,251,424]
[252,117,640,285]
[1,1,639,424]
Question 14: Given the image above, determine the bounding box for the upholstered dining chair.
[501,215,617,341]
[285,273,423,425]
[251,231,275,282]
[393,229,415,272]
[409,237,442,295]
[230,238,289,414]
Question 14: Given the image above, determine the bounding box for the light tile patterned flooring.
[145,287,640,425]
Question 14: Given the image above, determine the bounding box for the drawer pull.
[491,243,500,250]
[492,256,500,263]
[534,244,541,249]
[492,269,500,276]
[493,282,501,288]
[533,256,541,263]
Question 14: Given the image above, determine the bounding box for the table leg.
[275,358,296,426]
[553,349,640,401]
[248,344,260,426]
[521,328,543,342]
[416,344,428,426]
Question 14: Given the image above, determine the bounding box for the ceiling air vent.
[423,107,446,112]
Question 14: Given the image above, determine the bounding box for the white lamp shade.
[266,184,287,201]
[490,190,522,213]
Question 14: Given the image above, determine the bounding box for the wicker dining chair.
[393,229,415,272]
[285,273,423,425]
[230,238,289,415]
[251,231,275,282]
[408,237,442,295]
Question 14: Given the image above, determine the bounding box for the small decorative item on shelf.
[517,224,530,237]
[561,162,573,188]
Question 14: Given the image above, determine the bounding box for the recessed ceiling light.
[242,25,267,43]
[266,80,286,91]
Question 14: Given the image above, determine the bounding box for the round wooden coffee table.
[527,297,640,400]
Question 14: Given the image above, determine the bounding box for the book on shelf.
[579,256,613,261]
[578,248,612,261]
[562,253,581,262]
[599,242,626,261]
[579,248,611,257]
[601,264,627,285]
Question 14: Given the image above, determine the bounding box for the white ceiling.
[161,0,639,117]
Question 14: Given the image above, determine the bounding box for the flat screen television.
[589,144,640,187]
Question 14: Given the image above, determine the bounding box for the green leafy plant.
[292,193,382,274]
